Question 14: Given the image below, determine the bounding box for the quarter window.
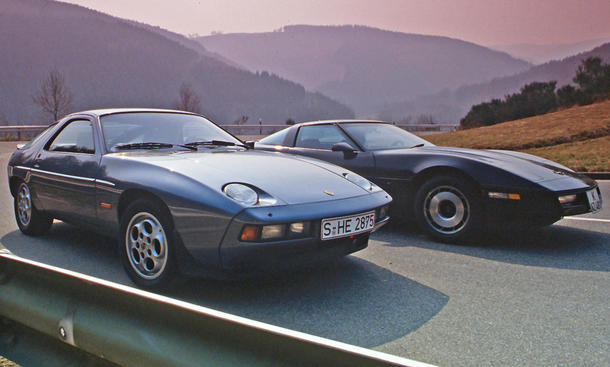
[295,125,354,150]
[47,120,95,154]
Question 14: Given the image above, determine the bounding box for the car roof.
[66,108,198,118]
[295,119,388,127]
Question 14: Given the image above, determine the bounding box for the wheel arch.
[9,176,23,197]
[412,166,481,193]
[117,189,172,225]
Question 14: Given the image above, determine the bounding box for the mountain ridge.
[379,42,610,123]
[198,25,532,115]
[0,0,353,124]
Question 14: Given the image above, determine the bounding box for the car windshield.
[341,123,432,150]
[100,112,242,152]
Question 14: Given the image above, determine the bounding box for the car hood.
[108,149,371,205]
[413,146,588,183]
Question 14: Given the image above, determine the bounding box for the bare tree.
[32,69,73,123]
[233,115,249,125]
[174,83,202,114]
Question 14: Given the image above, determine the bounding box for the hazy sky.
[62,0,610,46]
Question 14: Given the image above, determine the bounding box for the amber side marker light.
[488,192,520,200]
[240,225,260,241]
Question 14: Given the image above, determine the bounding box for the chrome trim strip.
[371,216,391,233]
[15,165,31,172]
[30,167,95,182]
[95,179,115,187]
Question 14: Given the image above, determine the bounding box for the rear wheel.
[414,175,481,242]
[120,199,176,289]
[14,182,52,236]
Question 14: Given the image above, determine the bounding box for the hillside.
[426,100,610,172]
[381,43,610,124]
[491,38,610,65]
[198,25,531,115]
[0,0,353,124]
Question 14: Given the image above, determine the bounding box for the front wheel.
[414,175,481,242]
[120,199,176,289]
[14,182,52,236]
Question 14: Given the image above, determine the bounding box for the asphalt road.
[1,141,608,367]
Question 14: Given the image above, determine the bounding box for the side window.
[295,125,353,150]
[47,120,95,154]
[258,128,289,145]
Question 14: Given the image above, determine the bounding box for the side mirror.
[331,142,358,158]
[244,141,255,149]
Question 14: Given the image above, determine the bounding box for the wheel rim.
[17,184,32,226]
[423,185,470,235]
[125,212,168,280]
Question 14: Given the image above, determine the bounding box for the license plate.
[321,211,375,240]
[586,188,602,212]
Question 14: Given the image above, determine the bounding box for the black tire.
[119,199,176,289]
[14,182,52,236]
[414,175,482,242]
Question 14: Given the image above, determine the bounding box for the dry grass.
[523,135,610,172]
[427,100,610,150]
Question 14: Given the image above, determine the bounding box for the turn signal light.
[488,192,520,200]
[240,225,260,241]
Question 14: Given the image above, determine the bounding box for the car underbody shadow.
[165,257,449,348]
[379,221,610,271]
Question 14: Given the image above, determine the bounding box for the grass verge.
[427,100,610,150]
[523,135,610,172]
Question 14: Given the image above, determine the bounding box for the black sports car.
[255,120,602,241]
[7,110,391,288]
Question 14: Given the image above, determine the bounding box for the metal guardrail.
[0,123,457,141]
[223,124,457,136]
[0,251,436,367]
[0,125,48,141]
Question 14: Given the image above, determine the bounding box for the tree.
[573,57,610,103]
[416,114,436,124]
[556,85,578,107]
[233,115,249,125]
[32,69,73,123]
[174,83,202,113]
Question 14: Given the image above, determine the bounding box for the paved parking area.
[1,142,608,366]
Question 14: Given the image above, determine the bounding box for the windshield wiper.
[184,140,248,149]
[114,142,196,151]
[409,143,425,149]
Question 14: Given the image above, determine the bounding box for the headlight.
[344,172,374,191]
[223,183,258,205]
[558,194,577,204]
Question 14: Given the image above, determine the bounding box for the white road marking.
[561,217,610,223]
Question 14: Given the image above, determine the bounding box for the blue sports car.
[7,109,391,288]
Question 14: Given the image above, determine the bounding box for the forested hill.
[198,25,531,115]
[380,42,610,123]
[0,0,353,124]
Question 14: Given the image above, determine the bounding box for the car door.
[29,118,100,225]
[287,124,376,178]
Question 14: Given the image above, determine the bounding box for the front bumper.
[483,184,602,228]
[218,190,392,271]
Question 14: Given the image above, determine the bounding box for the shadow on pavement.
[1,222,128,284]
[380,221,610,272]
[1,222,448,348]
